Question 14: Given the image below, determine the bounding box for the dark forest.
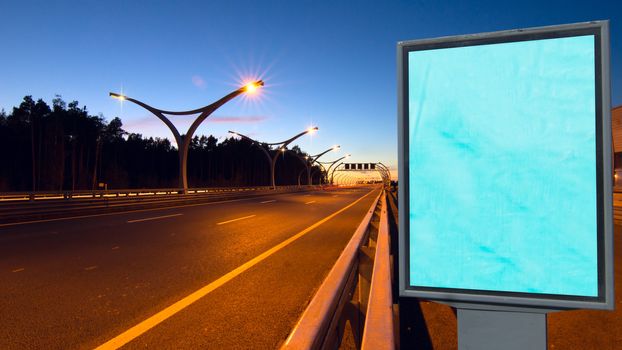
[0,96,322,192]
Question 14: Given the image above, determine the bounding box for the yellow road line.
[95,188,375,350]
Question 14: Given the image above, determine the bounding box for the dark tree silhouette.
[0,96,322,192]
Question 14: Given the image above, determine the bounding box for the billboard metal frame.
[398,21,613,310]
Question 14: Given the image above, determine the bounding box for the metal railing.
[361,193,395,350]
[282,190,396,349]
[613,187,622,224]
[0,185,316,202]
[0,185,319,225]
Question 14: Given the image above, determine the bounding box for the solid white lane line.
[260,200,276,204]
[127,213,183,224]
[305,201,316,204]
[216,215,256,225]
[84,266,98,271]
[94,189,375,350]
[12,268,25,273]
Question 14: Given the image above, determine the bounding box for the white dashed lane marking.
[127,213,183,224]
[216,215,256,226]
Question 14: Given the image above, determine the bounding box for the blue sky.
[1,0,620,178]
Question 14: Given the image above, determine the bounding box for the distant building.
[612,105,622,187]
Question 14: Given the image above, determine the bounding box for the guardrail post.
[361,192,396,350]
[281,190,384,350]
[358,247,375,317]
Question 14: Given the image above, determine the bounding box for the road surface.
[0,187,379,349]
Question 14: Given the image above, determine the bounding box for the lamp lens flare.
[246,84,256,93]
[244,82,261,93]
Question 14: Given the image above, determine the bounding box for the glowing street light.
[229,126,317,189]
[244,81,262,93]
[326,154,351,184]
[109,92,126,100]
[109,80,263,193]
[302,145,341,185]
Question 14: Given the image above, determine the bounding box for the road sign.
[344,163,377,171]
[398,21,613,310]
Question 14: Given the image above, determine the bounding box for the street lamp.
[376,162,392,188]
[326,154,351,184]
[301,145,340,185]
[109,80,263,193]
[229,127,318,189]
[316,154,350,185]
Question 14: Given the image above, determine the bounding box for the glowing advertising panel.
[398,22,613,309]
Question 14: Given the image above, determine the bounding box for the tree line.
[0,95,322,192]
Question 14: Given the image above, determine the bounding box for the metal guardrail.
[612,189,622,224]
[282,190,395,349]
[0,185,311,202]
[361,194,395,350]
[0,185,318,224]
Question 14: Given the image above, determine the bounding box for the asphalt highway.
[0,187,380,349]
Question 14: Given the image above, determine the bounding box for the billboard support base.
[457,308,547,350]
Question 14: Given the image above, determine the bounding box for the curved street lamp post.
[328,161,345,185]
[323,154,350,184]
[109,81,264,194]
[376,162,392,187]
[229,127,318,189]
[304,145,340,185]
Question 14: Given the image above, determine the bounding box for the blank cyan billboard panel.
[408,35,598,296]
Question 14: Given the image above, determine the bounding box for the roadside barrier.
[0,185,315,202]
[0,186,319,224]
[613,188,622,224]
[282,190,396,349]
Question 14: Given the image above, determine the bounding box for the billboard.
[398,21,613,309]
